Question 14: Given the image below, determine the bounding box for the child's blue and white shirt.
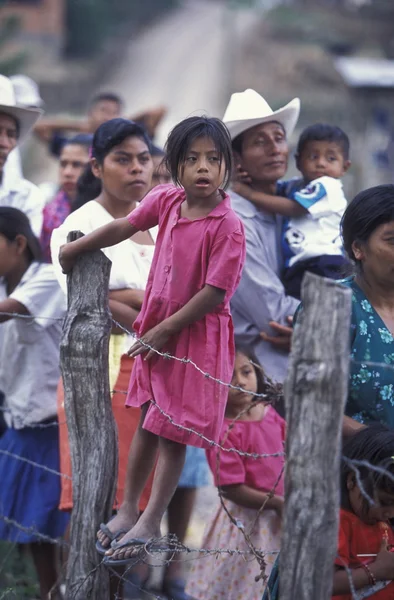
[282,175,347,268]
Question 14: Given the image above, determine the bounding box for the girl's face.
[59,144,89,199]
[352,220,394,290]
[347,475,394,524]
[179,136,226,197]
[93,136,153,204]
[228,352,258,409]
[0,233,27,277]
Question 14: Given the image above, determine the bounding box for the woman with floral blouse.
[341,184,394,428]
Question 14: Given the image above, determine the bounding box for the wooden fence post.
[60,231,118,599]
[280,273,352,600]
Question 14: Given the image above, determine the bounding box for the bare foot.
[105,520,162,561]
[97,504,139,549]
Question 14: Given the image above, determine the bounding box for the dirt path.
[104,0,256,146]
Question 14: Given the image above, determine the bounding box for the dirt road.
[105,0,256,146]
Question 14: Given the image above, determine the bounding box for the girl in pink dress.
[186,347,285,600]
[59,115,246,565]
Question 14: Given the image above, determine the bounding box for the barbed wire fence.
[0,243,392,598]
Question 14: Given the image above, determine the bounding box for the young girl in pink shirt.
[187,347,285,600]
[59,115,246,565]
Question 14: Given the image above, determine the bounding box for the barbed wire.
[0,309,394,599]
[0,449,72,480]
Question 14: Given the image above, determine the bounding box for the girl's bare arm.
[109,289,145,311]
[109,299,139,333]
[59,218,138,273]
[128,284,225,360]
[222,483,283,515]
[0,298,29,323]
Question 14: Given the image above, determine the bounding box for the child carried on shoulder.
[234,123,351,299]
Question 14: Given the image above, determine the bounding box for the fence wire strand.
[0,309,393,599]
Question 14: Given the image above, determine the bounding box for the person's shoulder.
[150,183,181,200]
[278,177,304,198]
[339,508,361,530]
[24,262,59,283]
[228,189,259,219]
[15,263,62,298]
[220,195,245,229]
[303,175,346,201]
[11,177,41,198]
[266,404,286,427]
[58,200,99,227]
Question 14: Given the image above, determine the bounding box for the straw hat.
[0,75,42,142]
[223,89,300,141]
[10,74,44,108]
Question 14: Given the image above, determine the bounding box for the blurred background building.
[0,0,393,194]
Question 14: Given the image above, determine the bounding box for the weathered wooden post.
[280,273,352,600]
[60,231,118,599]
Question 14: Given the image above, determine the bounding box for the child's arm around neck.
[59,217,137,273]
[232,181,307,218]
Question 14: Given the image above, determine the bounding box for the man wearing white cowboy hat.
[2,75,44,184]
[223,89,301,384]
[0,74,44,238]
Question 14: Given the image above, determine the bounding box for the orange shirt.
[333,509,394,600]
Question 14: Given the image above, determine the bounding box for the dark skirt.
[0,425,69,543]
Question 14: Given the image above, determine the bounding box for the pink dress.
[126,184,246,448]
[186,406,286,600]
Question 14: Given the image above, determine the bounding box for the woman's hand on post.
[127,322,172,361]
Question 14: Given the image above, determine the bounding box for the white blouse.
[50,200,156,347]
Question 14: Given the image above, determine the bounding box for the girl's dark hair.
[341,184,394,265]
[165,116,233,189]
[72,118,152,212]
[91,118,151,164]
[341,424,394,512]
[235,345,268,398]
[72,164,102,211]
[63,133,93,150]
[0,207,42,262]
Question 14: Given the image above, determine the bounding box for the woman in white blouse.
[51,119,156,597]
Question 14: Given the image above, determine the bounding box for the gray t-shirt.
[230,189,299,383]
[0,262,66,428]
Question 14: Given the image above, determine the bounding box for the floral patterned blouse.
[346,278,394,427]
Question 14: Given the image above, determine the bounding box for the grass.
[0,542,39,599]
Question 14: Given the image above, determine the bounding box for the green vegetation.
[0,542,39,599]
[65,0,180,58]
[0,13,26,76]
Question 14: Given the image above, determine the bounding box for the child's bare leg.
[107,437,187,561]
[30,542,61,600]
[97,404,159,548]
[165,486,197,582]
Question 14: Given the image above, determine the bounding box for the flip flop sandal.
[95,519,129,555]
[104,538,171,566]
[161,578,192,600]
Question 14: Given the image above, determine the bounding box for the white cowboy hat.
[10,74,44,108]
[223,89,300,141]
[0,74,42,142]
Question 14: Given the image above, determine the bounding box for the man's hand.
[260,317,293,352]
